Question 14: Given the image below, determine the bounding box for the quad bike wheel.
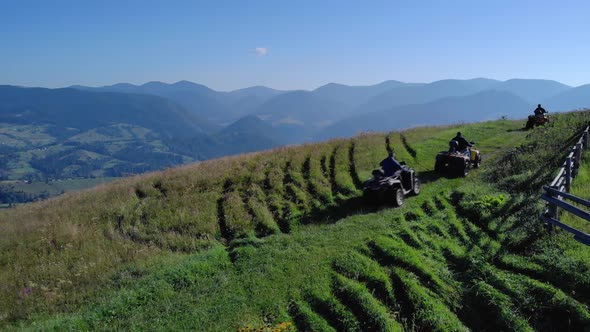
[410,178,421,196]
[393,188,404,207]
[459,160,470,177]
[473,155,481,168]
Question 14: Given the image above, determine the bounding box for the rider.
[451,132,473,159]
[534,104,547,116]
[448,140,459,153]
[380,151,403,177]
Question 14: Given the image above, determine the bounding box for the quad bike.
[362,164,421,207]
[525,114,550,130]
[435,143,481,177]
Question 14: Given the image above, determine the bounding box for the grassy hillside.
[561,153,590,234]
[2,111,590,331]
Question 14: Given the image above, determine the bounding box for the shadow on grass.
[298,169,451,226]
[507,127,527,133]
[419,169,463,184]
[300,194,401,225]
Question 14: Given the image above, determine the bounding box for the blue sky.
[1,0,589,90]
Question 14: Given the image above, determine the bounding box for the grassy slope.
[562,153,590,233]
[2,112,590,330]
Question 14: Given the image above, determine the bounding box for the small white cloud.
[254,47,268,56]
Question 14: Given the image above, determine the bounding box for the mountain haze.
[214,115,285,154]
[544,84,590,111]
[0,85,208,137]
[256,90,350,125]
[352,78,502,116]
[494,79,571,104]
[319,90,532,139]
[73,81,285,124]
[311,80,422,108]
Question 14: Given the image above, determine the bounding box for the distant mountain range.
[1,77,588,181]
[317,90,533,139]
[543,84,590,111]
[0,85,209,137]
[0,85,283,180]
[73,80,284,124]
[71,77,584,140]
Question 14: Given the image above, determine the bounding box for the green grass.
[290,300,335,332]
[465,280,533,331]
[561,153,590,233]
[2,112,590,331]
[331,274,403,331]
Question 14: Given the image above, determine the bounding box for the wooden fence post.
[584,130,589,150]
[575,143,582,176]
[548,185,559,221]
[565,157,572,193]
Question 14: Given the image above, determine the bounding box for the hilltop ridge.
[3,111,590,330]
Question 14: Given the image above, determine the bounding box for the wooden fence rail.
[541,126,590,245]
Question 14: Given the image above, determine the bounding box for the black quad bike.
[435,143,481,177]
[525,114,550,130]
[362,164,421,207]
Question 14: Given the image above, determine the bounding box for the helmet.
[456,131,462,137]
[538,104,542,107]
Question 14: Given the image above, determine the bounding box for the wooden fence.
[541,126,590,245]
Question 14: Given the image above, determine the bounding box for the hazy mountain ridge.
[73,81,286,124]
[214,115,285,154]
[4,77,586,183]
[71,78,579,135]
[347,78,567,117]
[255,90,350,126]
[0,85,211,137]
[318,90,533,139]
[0,86,285,181]
[495,79,571,103]
[311,80,423,108]
[543,83,590,111]
[353,78,502,115]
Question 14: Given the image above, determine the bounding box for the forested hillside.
[0,86,285,203]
